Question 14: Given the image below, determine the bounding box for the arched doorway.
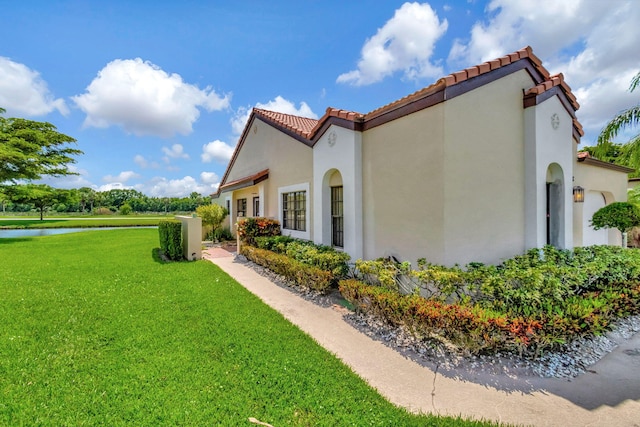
[546,163,565,247]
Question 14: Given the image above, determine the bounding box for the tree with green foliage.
[595,72,640,175]
[591,201,640,248]
[196,204,228,244]
[0,108,82,183]
[3,184,71,220]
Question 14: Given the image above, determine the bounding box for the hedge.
[339,279,546,355]
[254,235,350,278]
[158,220,183,261]
[241,245,333,292]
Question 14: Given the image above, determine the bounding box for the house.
[212,46,631,266]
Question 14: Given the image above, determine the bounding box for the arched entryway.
[320,169,345,248]
[546,163,565,248]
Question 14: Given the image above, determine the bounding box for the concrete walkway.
[203,249,640,427]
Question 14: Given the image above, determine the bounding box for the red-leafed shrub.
[237,217,281,246]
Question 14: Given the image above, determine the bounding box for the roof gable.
[214,46,584,196]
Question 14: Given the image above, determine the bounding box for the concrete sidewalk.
[203,249,640,427]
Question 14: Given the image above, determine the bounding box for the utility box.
[176,215,202,261]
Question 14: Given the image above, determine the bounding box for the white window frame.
[278,182,310,240]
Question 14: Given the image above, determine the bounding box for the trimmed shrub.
[158,220,183,261]
[237,217,281,246]
[254,235,296,252]
[211,226,234,242]
[348,245,640,355]
[241,245,333,292]
[339,279,542,355]
[253,235,351,278]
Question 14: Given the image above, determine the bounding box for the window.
[331,186,344,248]
[253,197,260,217]
[282,191,306,231]
[236,198,247,217]
[226,199,230,214]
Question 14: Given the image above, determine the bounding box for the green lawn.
[0,217,165,229]
[0,229,496,426]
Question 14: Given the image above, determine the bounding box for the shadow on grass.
[151,247,168,264]
[0,237,34,244]
[0,219,66,229]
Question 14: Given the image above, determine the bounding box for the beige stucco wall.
[221,117,314,238]
[442,70,533,265]
[212,191,233,233]
[362,104,446,264]
[573,161,628,246]
[362,69,539,266]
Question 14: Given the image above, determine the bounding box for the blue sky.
[1,1,638,197]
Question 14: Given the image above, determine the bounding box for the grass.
[0,217,164,229]
[0,229,497,426]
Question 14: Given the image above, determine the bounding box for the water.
[0,227,155,238]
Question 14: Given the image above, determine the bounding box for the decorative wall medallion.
[551,113,560,130]
[328,131,337,147]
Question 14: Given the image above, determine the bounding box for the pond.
[0,227,156,238]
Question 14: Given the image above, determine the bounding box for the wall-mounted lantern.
[573,186,584,203]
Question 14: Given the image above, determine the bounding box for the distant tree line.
[0,186,211,216]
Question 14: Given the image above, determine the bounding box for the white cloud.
[72,58,231,137]
[37,165,93,189]
[0,56,68,116]
[231,95,318,135]
[133,155,148,168]
[336,2,448,86]
[447,0,611,66]
[97,182,136,192]
[447,0,640,143]
[201,140,235,163]
[102,170,141,184]
[145,175,217,198]
[200,171,220,184]
[161,143,190,160]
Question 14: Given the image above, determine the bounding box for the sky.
[1,0,638,198]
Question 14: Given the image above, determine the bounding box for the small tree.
[591,202,640,248]
[2,184,71,220]
[196,204,228,244]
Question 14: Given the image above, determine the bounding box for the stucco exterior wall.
[313,125,363,259]
[212,191,233,231]
[224,117,314,238]
[524,94,575,251]
[442,70,533,265]
[573,161,628,246]
[362,104,446,264]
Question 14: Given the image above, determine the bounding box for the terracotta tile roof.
[251,46,582,141]
[218,168,269,192]
[366,46,547,118]
[253,108,319,139]
[577,152,635,173]
[573,118,585,137]
[524,73,580,110]
[214,46,585,196]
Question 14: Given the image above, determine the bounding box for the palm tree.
[596,72,640,167]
